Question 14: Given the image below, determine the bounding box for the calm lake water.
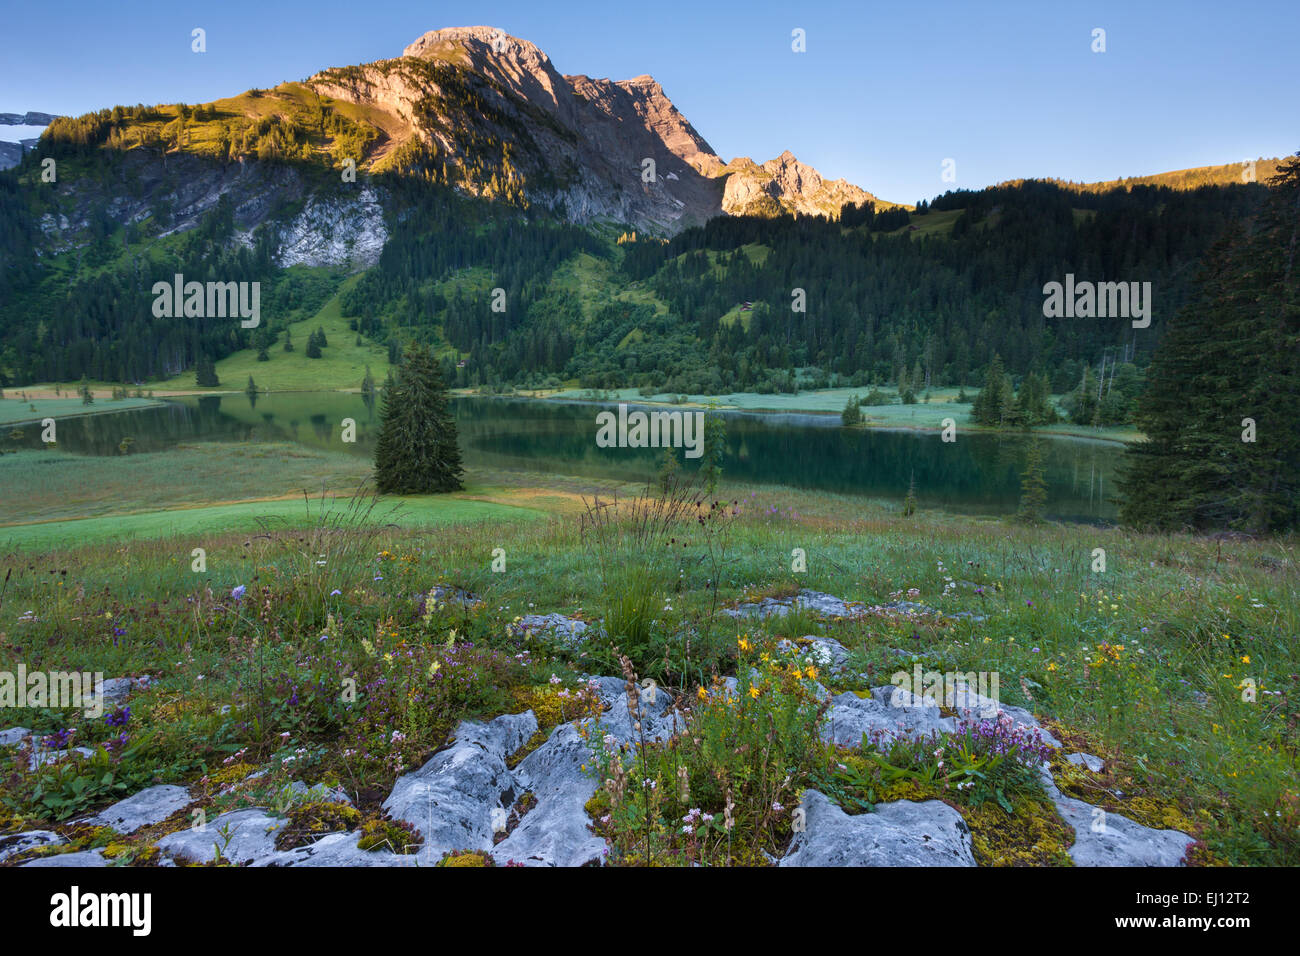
[9,393,1122,521]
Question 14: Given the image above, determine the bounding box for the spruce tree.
[700,408,726,494]
[1018,440,1048,522]
[195,357,219,388]
[972,354,1010,425]
[656,446,680,495]
[374,343,464,494]
[1120,155,1300,532]
[841,395,862,426]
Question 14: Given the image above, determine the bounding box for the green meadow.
[0,462,1295,865]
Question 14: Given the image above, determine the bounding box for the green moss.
[511,683,601,730]
[1047,753,1207,849]
[357,816,422,853]
[274,800,362,851]
[438,850,492,867]
[507,727,551,769]
[967,796,1074,866]
[823,753,1073,865]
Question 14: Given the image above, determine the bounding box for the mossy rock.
[208,761,260,787]
[966,796,1074,866]
[506,727,551,769]
[511,683,602,730]
[274,800,362,851]
[438,850,492,867]
[357,815,422,853]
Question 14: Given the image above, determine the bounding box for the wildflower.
[738,637,752,652]
[330,589,342,596]
[748,686,761,699]
[231,585,247,602]
[1241,655,1251,664]
[696,686,707,701]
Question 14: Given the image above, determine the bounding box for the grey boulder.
[154,808,284,865]
[21,848,108,867]
[0,726,31,747]
[85,784,192,834]
[0,829,64,863]
[382,710,537,862]
[1066,752,1105,773]
[492,722,606,867]
[781,790,975,867]
[822,688,954,747]
[1054,793,1195,867]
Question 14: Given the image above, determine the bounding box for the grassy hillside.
[157,273,394,393]
[1004,157,1286,193]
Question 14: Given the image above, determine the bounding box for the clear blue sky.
[2,0,1296,204]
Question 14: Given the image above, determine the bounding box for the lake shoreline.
[8,384,1139,446]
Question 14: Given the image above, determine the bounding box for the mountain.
[0,26,1283,395]
[721,150,882,218]
[25,26,880,244]
[309,26,883,232]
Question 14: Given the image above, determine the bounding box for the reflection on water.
[3,393,1122,521]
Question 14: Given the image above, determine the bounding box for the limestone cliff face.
[303,26,878,233]
[721,150,879,218]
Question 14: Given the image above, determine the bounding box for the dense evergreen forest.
[0,137,1274,414]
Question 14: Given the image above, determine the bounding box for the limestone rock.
[21,848,108,867]
[781,790,975,867]
[0,829,64,863]
[510,613,589,645]
[154,808,284,865]
[1055,793,1195,866]
[382,710,537,861]
[493,722,606,867]
[1066,752,1105,773]
[0,726,31,747]
[85,784,192,834]
[822,688,954,747]
[28,746,95,770]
